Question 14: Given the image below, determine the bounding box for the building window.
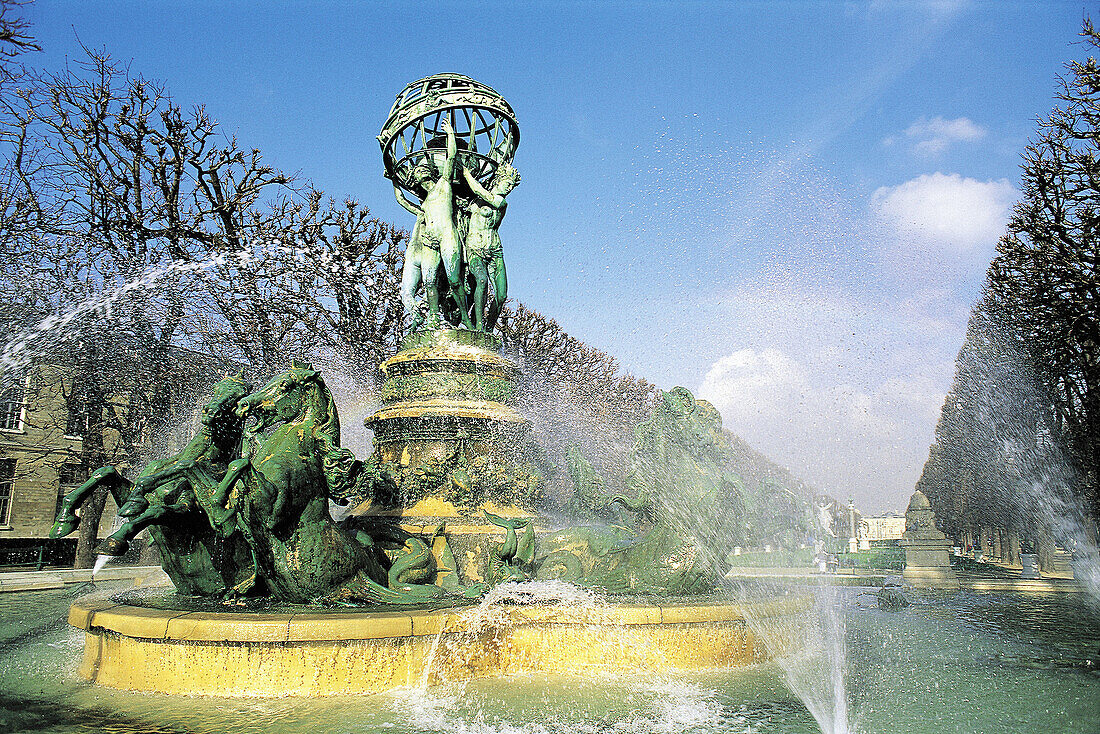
[0,458,15,526]
[58,462,88,485]
[0,374,27,432]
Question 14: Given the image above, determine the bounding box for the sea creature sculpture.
[485,510,535,583]
[535,387,741,595]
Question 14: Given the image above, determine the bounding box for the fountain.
[46,73,808,698]
[1,73,1094,734]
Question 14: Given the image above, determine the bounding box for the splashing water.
[1025,473,1100,605]
[91,554,111,577]
[0,234,346,377]
[782,587,851,734]
[473,579,599,611]
[738,583,854,734]
[391,676,727,734]
[416,581,600,691]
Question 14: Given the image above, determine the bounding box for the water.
[1,581,1097,734]
[0,251,254,375]
[753,585,851,734]
[91,554,112,577]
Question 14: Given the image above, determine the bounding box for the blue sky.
[25,1,1088,512]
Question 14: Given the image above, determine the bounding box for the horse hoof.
[49,519,79,538]
[98,537,129,557]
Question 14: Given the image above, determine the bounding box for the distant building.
[0,364,116,541]
[0,352,215,558]
[862,514,906,542]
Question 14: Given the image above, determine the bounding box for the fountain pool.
[1,581,1097,734]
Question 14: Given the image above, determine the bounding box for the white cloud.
[887,116,987,155]
[690,274,967,514]
[699,346,948,514]
[872,172,1016,255]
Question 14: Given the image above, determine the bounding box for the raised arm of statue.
[394,185,422,215]
[462,167,505,210]
[440,119,457,181]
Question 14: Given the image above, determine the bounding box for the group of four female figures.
[393,119,520,333]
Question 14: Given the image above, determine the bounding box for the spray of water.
[0,249,258,376]
[1026,472,1100,604]
[415,580,599,691]
[737,582,853,734]
[91,554,111,577]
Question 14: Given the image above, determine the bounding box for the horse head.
[235,361,339,441]
[203,371,253,437]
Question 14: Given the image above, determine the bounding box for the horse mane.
[300,370,362,499]
[303,372,341,449]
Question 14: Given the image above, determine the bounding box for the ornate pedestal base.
[363,329,541,584]
[900,537,960,589]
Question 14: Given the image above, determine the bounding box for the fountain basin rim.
[69,595,811,643]
[68,594,811,696]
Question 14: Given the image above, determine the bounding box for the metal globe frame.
[378,73,519,195]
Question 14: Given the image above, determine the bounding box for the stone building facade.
[0,365,123,542]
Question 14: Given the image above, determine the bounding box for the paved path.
[0,565,169,592]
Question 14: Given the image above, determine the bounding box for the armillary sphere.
[378,73,519,195]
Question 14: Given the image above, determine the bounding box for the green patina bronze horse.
[211,361,462,604]
[50,374,256,595]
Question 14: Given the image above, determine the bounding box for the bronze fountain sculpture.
[50,73,736,605]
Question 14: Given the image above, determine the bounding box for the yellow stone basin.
[68,595,811,697]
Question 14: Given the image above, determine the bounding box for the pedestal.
[900,536,960,590]
[1020,553,1040,579]
[362,328,541,583]
[900,490,959,590]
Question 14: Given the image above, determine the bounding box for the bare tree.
[0,48,299,564]
[0,0,39,78]
[186,194,407,379]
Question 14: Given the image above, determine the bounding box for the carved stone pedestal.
[899,490,959,590]
[362,328,541,584]
[367,328,528,466]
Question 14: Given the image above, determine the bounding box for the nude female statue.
[397,119,472,330]
[393,187,433,330]
[461,162,520,331]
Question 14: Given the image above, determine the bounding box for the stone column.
[362,329,536,584]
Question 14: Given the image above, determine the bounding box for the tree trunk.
[74,484,107,568]
[1038,534,1057,574]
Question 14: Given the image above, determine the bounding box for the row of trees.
[917,22,1100,558]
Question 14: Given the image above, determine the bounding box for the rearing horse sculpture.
[211,361,454,604]
[50,374,256,595]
